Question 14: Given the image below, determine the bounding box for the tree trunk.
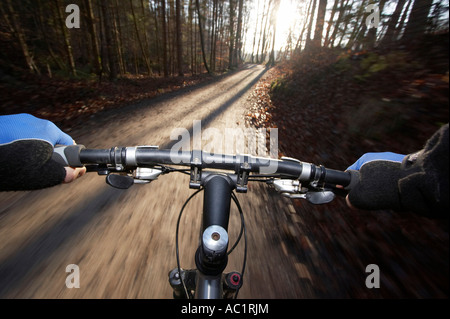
[188,0,194,75]
[233,0,244,67]
[259,0,272,63]
[209,0,217,73]
[304,0,317,50]
[312,0,327,48]
[2,0,35,73]
[344,0,367,49]
[113,0,126,75]
[250,0,261,63]
[169,0,175,76]
[130,0,152,75]
[54,0,77,76]
[176,0,184,76]
[256,0,268,63]
[329,0,349,47]
[402,0,433,42]
[196,0,210,74]
[324,0,339,47]
[380,0,406,46]
[84,0,102,77]
[100,1,118,79]
[150,0,162,76]
[395,0,412,41]
[217,1,225,71]
[34,0,64,71]
[268,0,280,66]
[161,0,169,77]
[294,0,313,54]
[228,0,235,69]
[365,0,387,49]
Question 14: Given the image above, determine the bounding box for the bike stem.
[194,174,236,298]
[202,174,233,232]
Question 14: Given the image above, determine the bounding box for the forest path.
[0,64,313,298]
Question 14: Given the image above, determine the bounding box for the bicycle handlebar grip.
[52,145,86,167]
[324,168,352,186]
[344,169,360,191]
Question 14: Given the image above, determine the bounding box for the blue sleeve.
[347,152,406,171]
[0,113,73,146]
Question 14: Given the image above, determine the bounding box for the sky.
[244,0,303,55]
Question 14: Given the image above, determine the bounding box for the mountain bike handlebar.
[53,144,354,189]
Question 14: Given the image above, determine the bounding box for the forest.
[0,0,449,139]
[0,0,250,79]
[0,0,447,80]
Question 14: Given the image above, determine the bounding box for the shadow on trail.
[114,65,267,146]
[162,66,268,149]
[0,65,268,297]
[0,185,122,297]
[80,64,264,132]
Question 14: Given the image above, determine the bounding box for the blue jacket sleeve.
[0,113,73,146]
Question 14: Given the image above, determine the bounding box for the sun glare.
[275,0,301,50]
[245,0,302,55]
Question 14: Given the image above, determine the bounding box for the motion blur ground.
[1,0,449,300]
[1,64,448,299]
[0,65,318,298]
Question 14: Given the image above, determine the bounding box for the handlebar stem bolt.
[202,225,228,257]
[211,232,220,241]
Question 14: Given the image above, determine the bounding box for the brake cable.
[175,188,203,299]
[174,181,248,299]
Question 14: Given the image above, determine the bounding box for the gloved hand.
[347,152,406,171]
[343,123,449,219]
[344,152,406,211]
[0,113,85,191]
[0,113,74,146]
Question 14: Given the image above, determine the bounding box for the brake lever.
[305,190,335,204]
[279,190,335,204]
[273,179,336,204]
[103,167,165,189]
[106,174,134,189]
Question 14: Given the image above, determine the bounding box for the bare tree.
[379,0,406,46]
[268,0,280,66]
[312,0,328,48]
[196,0,211,73]
[161,0,169,77]
[54,0,76,76]
[259,0,272,63]
[324,0,340,47]
[234,0,244,67]
[85,0,102,77]
[228,0,236,69]
[403,0,434,41]
[176,0,184,76]
[2,0,35,73]
[304,0,317,50]
[130,0,152,75]
[100,1,118,79]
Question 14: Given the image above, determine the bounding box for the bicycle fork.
[169,268,243,299]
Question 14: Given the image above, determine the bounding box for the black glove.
[0,139,67,191]
[347,124,449,218]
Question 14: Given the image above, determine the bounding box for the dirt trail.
[0,64,312,298]
[2,64,447,299]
